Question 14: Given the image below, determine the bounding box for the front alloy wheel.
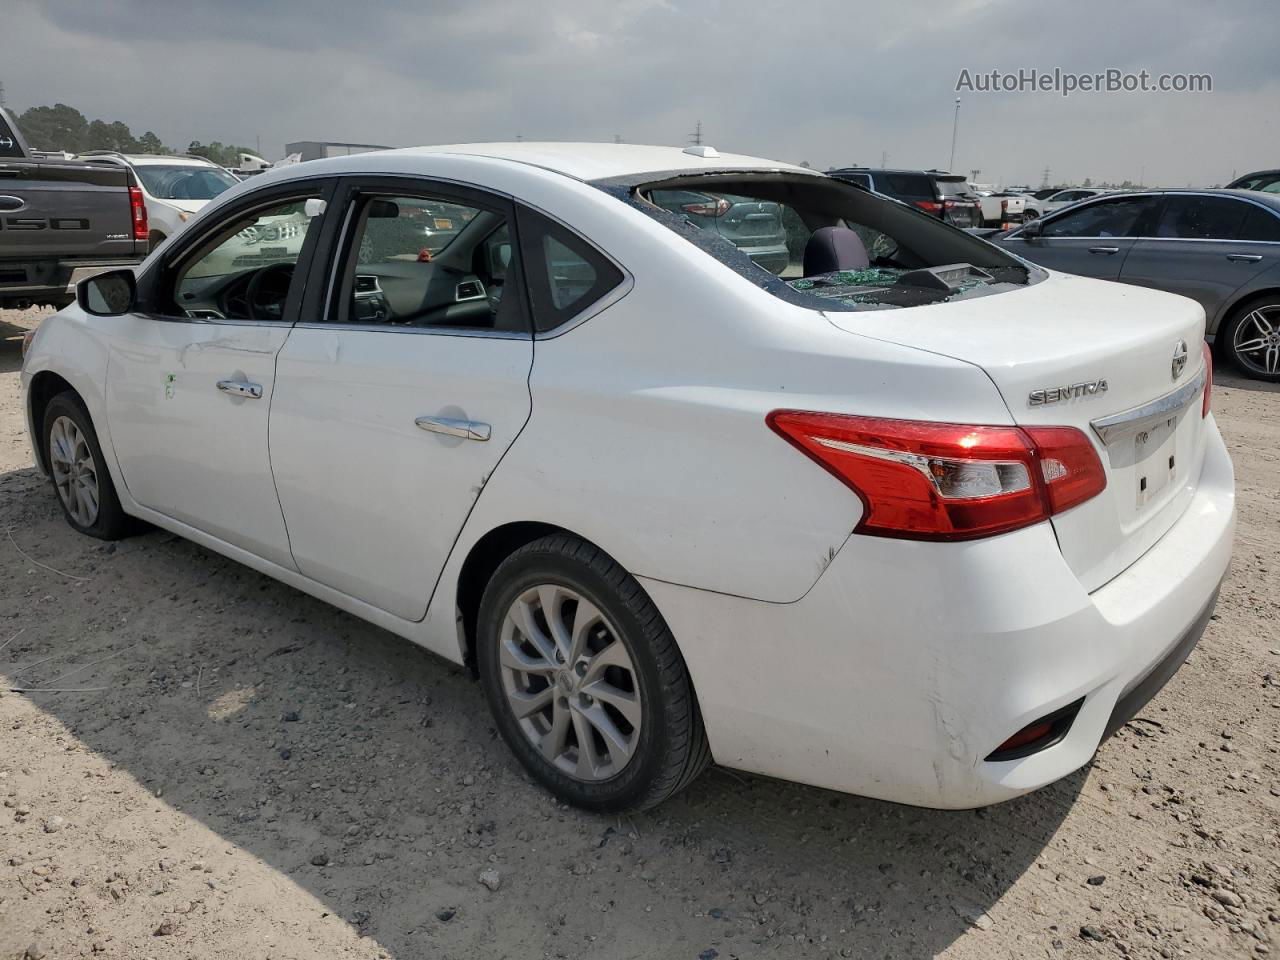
[1227,302,1280,380]
[49,415,100,527]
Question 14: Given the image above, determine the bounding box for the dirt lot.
[1,305,1278,960]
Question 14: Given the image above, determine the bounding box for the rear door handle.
[1226,253,1263,263]
[216,379,263,399]
[1088,246,1120,255]
[415,415,491,441]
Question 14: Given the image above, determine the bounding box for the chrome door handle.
[1088,246,1120,255]
[1226,253,1263,263]
[415,415,491,441]
[216,379,263,399]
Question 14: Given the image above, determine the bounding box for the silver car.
[995,189,1280,380]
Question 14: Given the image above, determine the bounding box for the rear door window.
[1041,196,1156,238]
[1153,196,1250,240]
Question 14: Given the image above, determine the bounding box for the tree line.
[5,99,253,167]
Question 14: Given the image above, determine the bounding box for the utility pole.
[613,134,622,144]
[689,120,703,146]
[880,150,888,168]
[1040,166,1051,188]
[969,168,981,183]
[948,97,961,172]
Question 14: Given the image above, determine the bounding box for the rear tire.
[1221,296,1280,381]
[476,534,710,812]
[43,392,133,540]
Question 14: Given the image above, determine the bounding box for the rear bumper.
[640,418,1235,808]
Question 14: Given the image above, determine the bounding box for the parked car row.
[983,189,1280,380]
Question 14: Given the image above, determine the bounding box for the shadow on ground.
[0,459,1084,959]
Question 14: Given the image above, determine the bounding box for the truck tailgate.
[0,159,141,261]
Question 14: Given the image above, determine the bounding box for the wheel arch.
[453,520,570,673]
[26,370,80,473]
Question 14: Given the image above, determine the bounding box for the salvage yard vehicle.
[974,189,1027,227]
[1227,169,1280,194]
[827,167,982,227]
[22,142,1233,812]
[0,107,149,309]
[993,189,1280,380]
[82,152,240,248]
[1023,187,1109,219]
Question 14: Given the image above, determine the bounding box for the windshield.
[603,171,1038,312]
[136,164,239,201]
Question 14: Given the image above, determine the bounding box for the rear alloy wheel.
[477,535,710,812]
[1223,298,1280,381]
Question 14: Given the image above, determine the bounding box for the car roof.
[82,152,219,167]
[830,168,938,176]
[360,142,813,182]
[1045,188,1280,211]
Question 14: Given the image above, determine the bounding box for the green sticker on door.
[165,373,176,400]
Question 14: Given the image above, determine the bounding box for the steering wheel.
[245,262,295,321]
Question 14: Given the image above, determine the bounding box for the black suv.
[827,168,984,228]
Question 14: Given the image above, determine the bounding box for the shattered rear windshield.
[592,170,1042,312]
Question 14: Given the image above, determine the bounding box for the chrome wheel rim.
[49,416,99,527]
[498,584,642,781]
[1233,305,1280,376]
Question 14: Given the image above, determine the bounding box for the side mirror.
[77,269,137,316]
[1019,218,1043,240]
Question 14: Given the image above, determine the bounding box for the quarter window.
[169,196,324,321]
[518,207,624,333]
[1238,205,1280,243]
[1153,196,1249,240]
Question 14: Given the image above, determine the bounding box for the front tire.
[1221,297,1280,381]
[476,535,710,812]
[43,392,132,540]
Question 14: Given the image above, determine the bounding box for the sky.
[2,0,1277,187]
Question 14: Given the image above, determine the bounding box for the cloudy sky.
[3,0,1276,186]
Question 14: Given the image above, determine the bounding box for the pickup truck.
[1,107,148,308]
[973,190,1027,227]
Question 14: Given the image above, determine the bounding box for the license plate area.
[1133,416,1177,508]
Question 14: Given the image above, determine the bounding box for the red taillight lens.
[767,412,1107,541]
[681,196,731,217]
[914,200,943,214]
[128,185,148,241]
[1201,342,1213,418]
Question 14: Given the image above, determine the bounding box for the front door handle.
[415,415,491,441]
[216,379,263,399]
[1088,246,1120,255]
[1226,253,1263,263]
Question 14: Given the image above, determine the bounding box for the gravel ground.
[1,306,1278,960]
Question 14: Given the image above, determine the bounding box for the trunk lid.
[824,272,1210,591]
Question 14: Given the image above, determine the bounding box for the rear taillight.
[767,411,1107,541]
[128,185,148,241]
[682,197,731,217]
[1202,342,1213,418]
[913,200,943,214]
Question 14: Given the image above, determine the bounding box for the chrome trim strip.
[292,321,528,340]
[1090,366,1206,444]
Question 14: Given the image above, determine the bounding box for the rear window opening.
[595,171,1042,311]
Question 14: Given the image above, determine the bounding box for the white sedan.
[21,143,1234,812]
